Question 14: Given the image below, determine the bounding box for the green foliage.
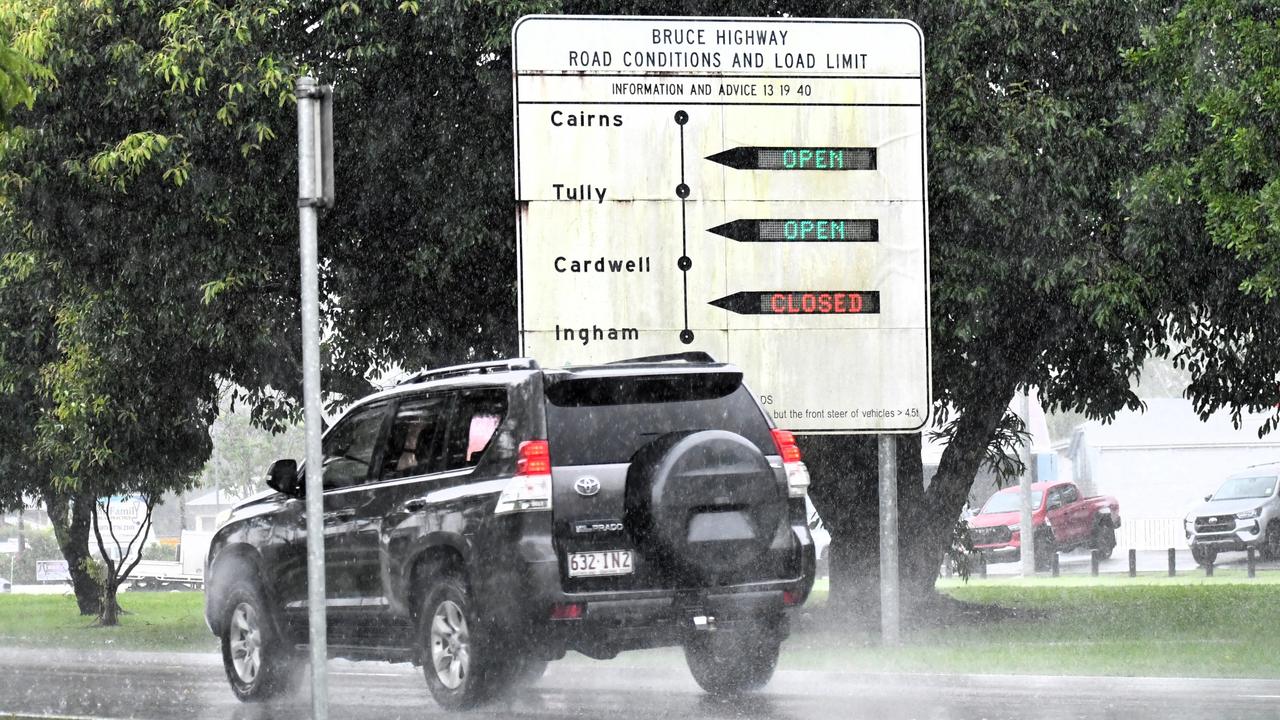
[1127,0,1280,434]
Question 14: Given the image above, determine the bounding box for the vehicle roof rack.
[606,352,718,365]
[398,358,540,386]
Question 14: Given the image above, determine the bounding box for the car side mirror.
[266,459,302,497]
[1204,494,1213,502]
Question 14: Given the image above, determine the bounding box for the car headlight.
[1006,524,1020,534]
[1236,509,1261,520]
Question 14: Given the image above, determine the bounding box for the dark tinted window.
[381,394,451,479]
[441,388,509,471]
[545,376,773,465]
[1060,484,1079,504]
[321,403,389,489]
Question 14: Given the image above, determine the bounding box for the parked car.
[805,497,831,577]
[1184,462,1280,566]
[204,355,816,708]
[968,481,1121,571]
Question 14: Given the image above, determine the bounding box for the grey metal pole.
[296,74,329,720]
[878,434,900,646]
[1019,390,1036,576]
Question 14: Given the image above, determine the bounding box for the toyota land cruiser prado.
[204,354,816,708]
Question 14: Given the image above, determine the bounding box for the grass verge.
[2,582,1278,679]
[0,592,214,653]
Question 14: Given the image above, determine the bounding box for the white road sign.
[513,15,930,433]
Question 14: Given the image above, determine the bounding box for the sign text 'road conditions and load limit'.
[513,16,931,433]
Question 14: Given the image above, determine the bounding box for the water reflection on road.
[1,648,1278,720]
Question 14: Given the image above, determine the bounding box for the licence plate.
[567,550,633,578]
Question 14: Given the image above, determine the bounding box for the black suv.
[204,354,816,708]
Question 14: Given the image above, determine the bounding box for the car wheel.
[1092,523,1117,560]
[220,581,304,702]
[684,621,782,695]
[418,573,510,709]
[1033,531,1054,572]
[1191,544,1217,567]
[1263,521,1280,560]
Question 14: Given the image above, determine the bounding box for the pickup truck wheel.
[220,581,305,702]
[1263,521,1280,560]
[684,622,781,695]
[1033,532,1054,572]
[418,573,511,709]
[1092,523,1117,560]
[1191,545,1217,567]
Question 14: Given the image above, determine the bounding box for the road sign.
[513,16,930,433]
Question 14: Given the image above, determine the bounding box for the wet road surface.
[1,647,1278,720]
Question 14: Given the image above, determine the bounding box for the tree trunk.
[97,583,123,626]
[802,377,1018,622]
[903,385,1018,600]
[803,434,930,622]
[43,489,102,616]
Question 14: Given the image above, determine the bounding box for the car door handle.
[324,509,355,522]
[403,499,427,513]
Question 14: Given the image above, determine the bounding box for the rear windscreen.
[544,374,775,465]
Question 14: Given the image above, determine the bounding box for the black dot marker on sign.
[676,184,690,198]
[678,256,692,271]
[679,330,695,344]
[674,110,688,125]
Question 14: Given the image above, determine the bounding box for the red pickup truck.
[968,481,1121,570]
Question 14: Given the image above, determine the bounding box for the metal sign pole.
[878,434,900,646]
[296,74,330,720]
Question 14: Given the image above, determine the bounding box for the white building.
[1054,399,1280,549]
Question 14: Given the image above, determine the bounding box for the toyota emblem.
[1209,517,1219,523]
[574,476,601,497]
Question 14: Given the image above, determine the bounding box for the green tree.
[1127,0,1280,433]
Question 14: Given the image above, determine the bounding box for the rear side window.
[544,374,773,465]
[441,388,509,471]
[381,394,451,480]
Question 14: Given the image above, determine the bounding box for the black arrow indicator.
[710,291,881,315]
[706,147,876,171]
[709,219,879,243]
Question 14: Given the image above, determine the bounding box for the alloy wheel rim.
[229,602,263,684]
[430,600,471,690]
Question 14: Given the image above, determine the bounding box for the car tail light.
[550,602,584,620]
[495,440,553,515]
[772,429,810,498]
[783,590,803,606]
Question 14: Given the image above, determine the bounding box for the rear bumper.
[540,586,794,659]
[485,522,813,659]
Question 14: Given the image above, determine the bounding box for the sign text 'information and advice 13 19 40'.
[513,16,931,433]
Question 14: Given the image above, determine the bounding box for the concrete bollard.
[1168,548,1176,577]
[1248,547,1257,579]
[1090,549,1100,577]
[1206,557,1214,577]
[1129,548,1137,578]
[979,558,987,579]
[1051,552,1060,578]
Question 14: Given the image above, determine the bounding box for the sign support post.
[296,74,334,720]
[878,434,900,645]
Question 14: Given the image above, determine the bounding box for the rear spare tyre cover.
[625,430,784,577]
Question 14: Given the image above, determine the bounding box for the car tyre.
[684,622,781,695]
[220,581,305,702]
[1092,523,1117,560]
[1191,544,1217,567]
[418,573,511,709]
[1262,521,1280,561]
[1033,531,1055,572]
